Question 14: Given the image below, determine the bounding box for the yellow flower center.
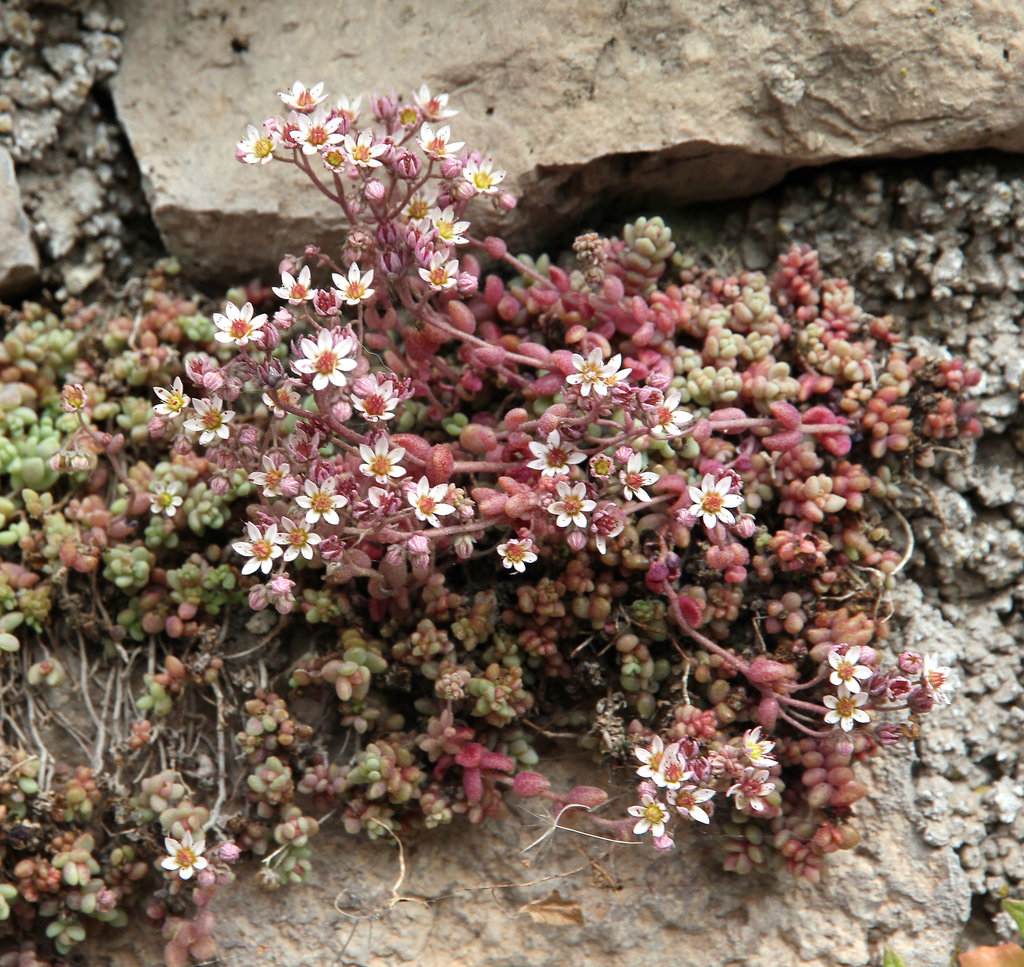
[310,492,333,513]
[701,493,723,514]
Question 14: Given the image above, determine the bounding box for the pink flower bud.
[653,833,675,852]
[566,529,586,552]
[256,323,280,350]
[408,534,430,556]
[269,574,293,595]
[238,425,260,446]
[394,149,421,179]
[202,371,225,393]
[833,736,855,758]
[218,842,241,863]
[210,475,230,496]
[675,508,698,528]
[440,156,463,179]
[646,370,671,391]
[148,415,168,438]
[274,308,294,329]
[898,650,923,674]
[364,179,386,202]
[280,476,301,497]
[197,869,217,889]
[457,272,479,295]
[455,181,475,202]
[218,378,242,402]
[876,722,903,746]
[497,191,517,210]
[733,513,757,539]
[185,355,209,385]
[248,585,269,610]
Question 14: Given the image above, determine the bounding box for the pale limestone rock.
[0,145,39,297]
[108,0,1024,282]
[90,752,968,967]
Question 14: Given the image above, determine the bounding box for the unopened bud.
[733,513,756,539]
[440,156,463,179]
[256,323,280,350]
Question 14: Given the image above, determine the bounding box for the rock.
[0,144,39,297]
[89,752,969,967]
[108,0,1024,283]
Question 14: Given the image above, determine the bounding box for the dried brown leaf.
[517,890,584,926]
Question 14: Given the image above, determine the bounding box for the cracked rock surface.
[106,0,1024,282]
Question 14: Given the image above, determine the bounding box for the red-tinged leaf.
[548,265,571,293]
[455,742,483,768]
[462,766,483,804]
[479,750,515,773]
[164,939,189,967]
[498,475,531,496]
[549,349,576,375]
[708,407,748,423]
[390,433,432,462]
[523,372,565,398]
[960,943,1024,967]
[770,399,802,430]
[472,487,507,516]
[517,890,584,926]
[427,444,454,486]
[448,300,476,334]
[763,428,804,452]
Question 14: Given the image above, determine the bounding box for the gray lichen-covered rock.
[108,0,1024,282]
[0,144,39,297]
[0,0,143,296]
